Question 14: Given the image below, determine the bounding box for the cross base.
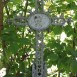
[32,61,47,77]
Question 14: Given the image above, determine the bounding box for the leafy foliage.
[0,0,77,77]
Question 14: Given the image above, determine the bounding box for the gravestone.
[6,0,72,77]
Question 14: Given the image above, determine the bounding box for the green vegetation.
[0,0,77,77]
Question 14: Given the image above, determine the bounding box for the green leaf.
[12,0,21,4]
[53,26,62,35]
[70,60,77,73]
[71,51,77,57]
[47,52,59,61]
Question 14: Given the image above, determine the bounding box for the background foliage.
[0,0,77,77]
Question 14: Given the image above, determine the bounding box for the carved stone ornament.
[28,13,51,31]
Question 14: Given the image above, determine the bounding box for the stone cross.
[6,0,72,77]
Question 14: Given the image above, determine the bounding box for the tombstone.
[6,0,72,77]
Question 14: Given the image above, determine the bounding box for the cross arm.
[7,16,27,26]
[50,14,72,26]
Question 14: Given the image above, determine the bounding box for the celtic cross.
[6,0,72,77]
